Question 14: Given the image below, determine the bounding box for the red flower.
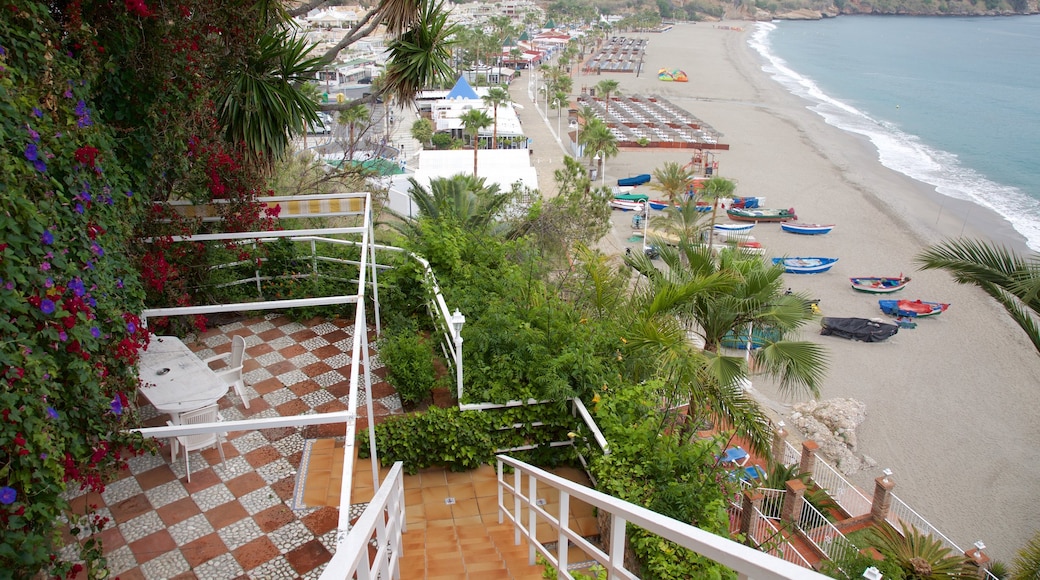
[13,433,26,447]
[73,146,100,168]
[124,0,153,17]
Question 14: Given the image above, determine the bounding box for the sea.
[749,15,1040,251]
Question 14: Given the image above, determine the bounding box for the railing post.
[799,440,819,477]
[739,490,764,544]
[771,423,787,465]
[964,545,991,578]
[870,474,896,524]
[781,479,806,525]
[528,473,538,565]
[609,512,627,580]
[514,467,522,545]
[497,459,504,525]
[558,492,570,578]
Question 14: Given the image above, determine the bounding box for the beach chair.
[720,446,749,467]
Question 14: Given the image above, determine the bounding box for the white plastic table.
[138,335,227,421]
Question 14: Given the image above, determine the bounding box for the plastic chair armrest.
[202,352,230,364]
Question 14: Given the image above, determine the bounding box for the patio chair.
[203,335,250,408]
[720,446,749,467]
[168,403,226,482]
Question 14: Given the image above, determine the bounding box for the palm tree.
[916,239,1040,354]
[384,174,511,238]
[651,161,694,206]
[338,103,369,159]
[481,86,511,149]
[578,119,617,176]
[382,0,459,106]
[620,249,827,454]
[459,108,492,176]
[869,522,977,579]
[700,176,737,254]
[410,117,434,148]
[596,79,620,119]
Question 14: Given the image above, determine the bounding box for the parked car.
[307,112,333,135]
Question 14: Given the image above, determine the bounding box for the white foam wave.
[750,23,1040,251]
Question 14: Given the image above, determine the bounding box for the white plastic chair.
[203,335,250,408]
[168,403,226,482]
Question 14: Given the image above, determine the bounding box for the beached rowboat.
[617,174,651,187]
[772,257,838,274]
[608,200,645,212]
[727,207,798,222]
[820,317,899,342]
[649,199,711,212]
[878,299,949,318]
[714,223,755,234]
[780,222,835,235]
[850,276,911,294]
[614,193,649,202]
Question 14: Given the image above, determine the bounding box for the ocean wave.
[750,22,1040,251]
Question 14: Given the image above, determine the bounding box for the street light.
[597,150,606,186]
[451,309,465,401]
[593,150,602,183]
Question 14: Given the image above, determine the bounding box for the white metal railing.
[797,500,858,564]
[746,506,812,569]
[809,459,872,518]
[497,455,831,580]
[782,441,800,466]
[759,488,785,521]
[319,461,406,579]
[887,493,963,554]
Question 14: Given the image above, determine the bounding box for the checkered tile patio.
[63,314,402,579]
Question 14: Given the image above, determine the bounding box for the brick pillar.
[869,475,896,523]
[798,440,818,477]
[965,547,991,578]
[781,479,806,525]
[739,489,764,543]
[771,424,787,465]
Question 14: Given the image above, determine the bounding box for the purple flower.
[44,278,54,288]
[32,108,42,118]
[40,299,56,314]
[75,100,88,116]
[40,262,51,271]
[0,487,16,505]
[91,243,103,256]
[47,407,58,419]
[91,327,101,338]
[42,230,53,245]
[24,143,38,161]
[75,203,84,214]
[125,190,133,198]
[28,128,40,141]
[127,321,137,334]
[34,159,47,173]
[58,331,67,341]
[68,278,85,296]
[110,397,123,416]
[116,278,124,289]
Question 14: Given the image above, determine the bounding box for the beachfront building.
[428,76,528,151]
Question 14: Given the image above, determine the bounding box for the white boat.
[714,223,755,233]
[781,222,835,235]
[609,200,645,212]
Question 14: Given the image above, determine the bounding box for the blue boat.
[618,174,651,187]
[780,222,835,235]
[772,257,838,274]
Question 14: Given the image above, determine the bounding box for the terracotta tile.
[181,532,228,568]
[424,501,454,521]
[225,472,266,497]
[129,529,176,563]
[238,396,270,417]
[265,359,297,377]
[232,535,280,571]
[254,504,295,533]
[251,376,284,396]
[278,344,307,359]
[420,469,448,486]
[244,446,281,468]
[270,476,297,502]
[310,344,342,360]
[182,467,220,492]
[68,490,106,514]
[96,525,126,554]
[422,485,450,504]
[261,426,297,442]
[325,380,352,398]
[301,506,339,536]
[257,328,286,342]
[201,443,236,464]
[134,465,177,491]
[109,494,153,524]
[204,500,248,530]
[275,398,308,416]
[451,498,480,518]
[113,567,146,580]
[285,539,332,575]
[476,496,500,516]
[157,497,201,527]
[314,400,349,414]
[288,329,318,343]
[302,423,346,439]
[301,361,333,378]
[289,379,321,397]
[369,381,397,399]
[285,450,304,469]
[371,366,389,379]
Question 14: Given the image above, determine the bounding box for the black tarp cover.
[820,317,899,342]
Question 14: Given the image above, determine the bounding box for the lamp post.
[598,150,606,186]
[592,150,602,183]
[451,309,465,401]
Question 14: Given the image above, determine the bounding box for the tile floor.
[63,314,402,579]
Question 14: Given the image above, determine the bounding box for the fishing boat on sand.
[714,223,755,234]
[649,199,711,212]
[727,207,797,222]
[613,193,649,202]
[608,199,645,212]
[617,174,651,187]
[772,257,838,274]
[781,222,835,235]
[878,299,949,318]
[820,317,899,342]
[850,276,911,294]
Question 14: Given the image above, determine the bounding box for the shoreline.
[570,22,1040,561]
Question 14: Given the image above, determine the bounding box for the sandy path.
[554,22,1040,561]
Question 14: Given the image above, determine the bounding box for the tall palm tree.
[578,119,617,176]
[916,239,1040,354]
[596,79,620,119]
[700,176,737,254]
[459,108,492,176]
[338,103,369,159]
[481,86,511,149]
[651,161,694,206]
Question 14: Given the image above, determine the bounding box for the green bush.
[362,407,495,474]
[379,329,438,407]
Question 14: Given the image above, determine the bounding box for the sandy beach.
[513,22,1040,561]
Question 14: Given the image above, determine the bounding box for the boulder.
[789,398,869,473]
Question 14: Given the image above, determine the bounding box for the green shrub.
[362,407,495,473]
[379,330,437,407]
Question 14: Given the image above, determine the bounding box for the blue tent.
[446,76,479,100]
